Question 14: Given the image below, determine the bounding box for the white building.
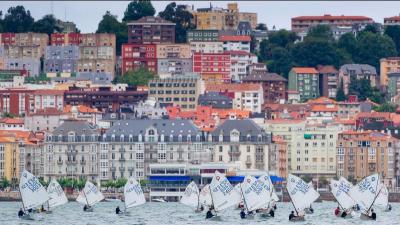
[226,50,258,82]
[220,35,251,52]
[189,41,223,54]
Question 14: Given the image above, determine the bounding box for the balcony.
[119,167,126,171]
[119,148,125,153]
[128,167,135,171]
[66,160,77,165]
[57,160,63,165]
[119,158,126,162]
[110,167,116,171]
[80,160,86,165]
[246,160,252,166]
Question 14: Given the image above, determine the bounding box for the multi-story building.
[220,35,251,52]
[388,72,400,100]
[43,120,101,181]
[291,15,374,33]
[50,33,81,46]
[0,88,33,116]
[189,41,223,54]
[384,15,400,26]
[288,67,320,102]
[156,44,191,59]
[4,58,40,77]
[206,83,264,113]
[148,74,202,110]
[157,58,193,78]
[242,72,287,104]
[270,136,287,179]
[226,50,257,82]
[0,33,49,56]
[210,119,271,170]
[337,131,398,187]
[127,16,175,44]
[193,52,231,83]
[198,92,233,109]
[24,108,63,132]
[193,3,257,30]
[339,64,377,95]
[187,30,219,42]
[121,44,157,74]
[0,135,19,184]
[380,57,400,88]
[99,119,211,180]
[355,112,393,130]
[44,45,80,74]
[32,89,64,112]
[318,65,338,99]
[63,86,148,113]
[2,45,43,59]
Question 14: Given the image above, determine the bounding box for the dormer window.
[68,132,75,142]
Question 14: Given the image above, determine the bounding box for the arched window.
[148,129,155,135]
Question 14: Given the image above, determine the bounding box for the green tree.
[97,11,127,56]
[373,103,397,112]
[268,29,297,48]
[355,32,397,70]
[336,80,347,101]
[385,25,400,55]
[338,33,358,60]
[3,6,34,32]
[301,175,312,183]
[159,2,195,43]
[291,39,340,68]
[123,0,155,22]
[0,178,10,189]
[361,23,380,34]
[118,67,156,86]
[305,25,334,42]
[348,76,383,103]
[32,14,61,35]
[266,47,293,78]
[114,178,128,188]
[38,177,49,187]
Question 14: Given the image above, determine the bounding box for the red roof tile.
[206,83,261,92]
[292,15,372,21]
[292,67,319,74]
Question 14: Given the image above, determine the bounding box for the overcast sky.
[1,1,400,32]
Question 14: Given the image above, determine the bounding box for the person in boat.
[273,204,277,210]
[18,208,25,218]
[388,204,392,211]
[206,208,214,219]
[369,209,376,220]
[269,209,275,217]
[340,210,347,218]
[115,206,122,214]
[309,205,314,213]
[354,204,360,211]
[289,211,295,221]
[334,206,340,216]
[41,205,46,212]
[240,209,246,219]
[83,204,90,211]
[199,205,204,212]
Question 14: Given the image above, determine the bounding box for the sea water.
[0,201,398,225]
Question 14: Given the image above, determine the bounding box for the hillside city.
[1,1,400,202]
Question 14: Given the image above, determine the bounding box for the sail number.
[290,180,309,195]
[21,177,42,192]
[212,179,233,196]
[126,184,143,195]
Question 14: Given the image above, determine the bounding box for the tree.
[301,174,312,183]
[159,2,195,43]
[117,67,156,86]
[123,0,155,22]
[256,23,267,31]
[38,177,48,187]
[0,178,10,189]
[97,11,127,55]
[3,6,34,32]
[385,25,400,55]
[114,178,128,188]
[291,39,340,68]
[32,14,61,35]
[348,76,383,103]
[355,32,397,70]
[361,23,380,34]
[336,80,346,101]
[305,25,334,42]
[338,33,358,59]
[373,103,397,112]
[268,29,297,48]
[267,47,293,78]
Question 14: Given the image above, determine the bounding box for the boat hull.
[304,208,313,214]
[19,214,34,220]
[84,207,94,212]
[207,215,222,221]
[290,216,305,222]
[360,213,374,220]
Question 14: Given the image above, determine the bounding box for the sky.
[1,1,400,33]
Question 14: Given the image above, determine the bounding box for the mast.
[366,177,382,214]
[209,185,217,215]
[240,183,250,212]
[83,188,90,207]
[197,187,200,210]
[19,189,27,212]
[286,184,299,216]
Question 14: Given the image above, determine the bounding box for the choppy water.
[0,201,398,225]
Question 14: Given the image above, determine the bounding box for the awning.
[227,175,285,183]
[148,176,190,181]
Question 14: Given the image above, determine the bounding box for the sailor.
[41,205,46,212]
[83,205,88,211]
[388,204,392,211]
[200,205,204,212]
[206,208,214,219]
[334,206,340,216]
[309,205,314,213]
[369,209,376,220]
[341,210,347,218]
[18,208,25,218]
[269,209,275,217]
[273,204,277,210]
[115,206,121,214]
[240,209,246,219]
[289,211,295,221]
[27,208,33,213]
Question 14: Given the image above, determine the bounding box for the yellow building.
[380,57,400,87]
[0,135,19,184]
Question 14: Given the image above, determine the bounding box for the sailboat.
[240,175,271,219]
[286,174,320,222]
[330,177,355,218]
[257,173,278,218]
[46,179,68,212]
[19,170,50,220]
[374,182,391,212]
[122,177,145,214]
[348,173,380,220]
[199,184,212,208]
[207,171,241,221]
[180,181,202,212]
[76,181,104,212]
[234,183,244,210]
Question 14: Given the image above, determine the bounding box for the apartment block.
[380,57,400,87]
[226,50,258,81]
[242,72,287,104]
[121,44,157,74]
[3,45,43,59]
[190,41,223,54]
[157,58,193,78]
[148,74,202,110]
[318,65,338,99]
[5,58,40,77]
[156,44,191,59]
[192,52,231,83]
[288,67,320,102]
[220,35,251,52]
[187,30,219,42]
[50,33,81,46]
[337,131,398,187]
[0,135,19,183]
[339,64,377,95]
[384,16,400,26]
[127,16,175,44]
[44,45,80,73]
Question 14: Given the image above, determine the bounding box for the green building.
[288,67,320,102]
[187,30,219,42]
[388,72,400,99]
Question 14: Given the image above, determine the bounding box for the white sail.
[287,174,320,212]
[330,178,354,210]
[241,175,271,211]
[234,183,244,204]
[349,173,379,213]
[180,181,200,208]
[374,183,389,208]
[124,177,145,209]
[210,171,241,212]
[47,179,68,209]
[199,184,212,207]
[271,191,279,202]
[19,170,49,210]
[76,181,104,207]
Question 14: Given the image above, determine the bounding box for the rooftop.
[127,16,175,26]
[206,83,261,92]
[242,72,287,82]
[292,15,373,21]
[291,67,319,74]
[219,35,251,42]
